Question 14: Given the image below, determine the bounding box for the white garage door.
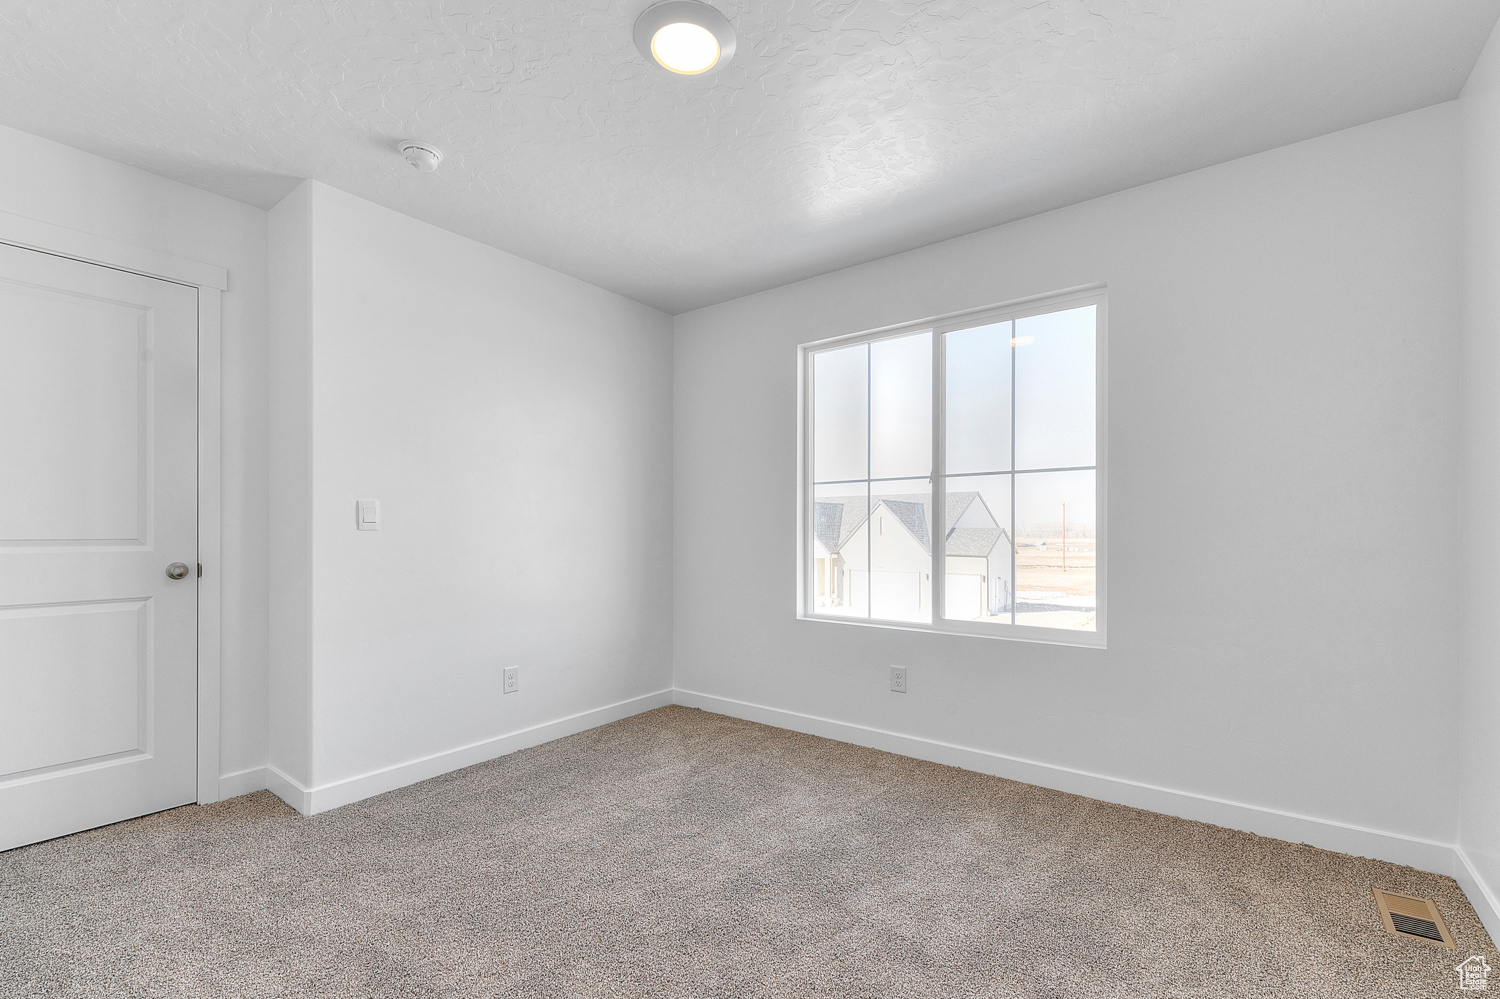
[871,570,922,622]
[945,574,984,621]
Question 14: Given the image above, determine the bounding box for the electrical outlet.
[889,666,907,693]
[503,666,520,694]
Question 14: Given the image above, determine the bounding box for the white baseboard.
[217,766,268,800]
[1454,846,1500,946]
[284,689,674,816]
[672,689,1460,877]
[264,764,311,814]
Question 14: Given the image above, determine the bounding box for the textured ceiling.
[0,1,1496,314]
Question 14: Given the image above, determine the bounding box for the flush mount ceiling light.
[399,141,443,172]
[634,1,736,76]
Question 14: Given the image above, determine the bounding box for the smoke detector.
[399,142,443,172]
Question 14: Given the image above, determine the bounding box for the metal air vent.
[1373,889,1455,948]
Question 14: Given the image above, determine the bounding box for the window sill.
[797,612,1107,649]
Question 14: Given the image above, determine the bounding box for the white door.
[0,244,199,851]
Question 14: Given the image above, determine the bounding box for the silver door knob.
[165,562,191,580]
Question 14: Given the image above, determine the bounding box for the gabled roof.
[814,497,869,554]
[948,527,1005,557]
[879,498,931,553]
[813,491,1010,558]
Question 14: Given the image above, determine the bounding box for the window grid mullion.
[933,324,944,627]
[1010,320,1017,626]
[816,465,1094,487]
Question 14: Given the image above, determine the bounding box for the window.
[800,290,1104,646]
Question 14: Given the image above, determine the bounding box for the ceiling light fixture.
[634,1,736,76]
[399,141,443,172]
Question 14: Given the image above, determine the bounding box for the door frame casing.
[0,210,230,806]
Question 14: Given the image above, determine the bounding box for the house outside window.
[799,289,1105,647]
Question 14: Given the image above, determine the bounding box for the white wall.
[268,182,674,811]
[267,183,314,790]
[674,104,1464,868]
[0,65,1488,932]
[1460,16,1500,936]
[0,122,270,787]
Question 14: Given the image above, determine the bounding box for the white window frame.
[796,285,1107,648]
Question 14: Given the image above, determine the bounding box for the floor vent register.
[1373,889,1455,947]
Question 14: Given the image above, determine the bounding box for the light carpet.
[1,705,1492,997]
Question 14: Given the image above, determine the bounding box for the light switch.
[356,499,380,530]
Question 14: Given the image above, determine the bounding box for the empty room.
[4,1,1500,995]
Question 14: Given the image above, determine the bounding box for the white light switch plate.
[356,499,380,531]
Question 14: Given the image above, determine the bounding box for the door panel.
[0,244,198,851]
[0,283,148,544]
[0,600,147,776]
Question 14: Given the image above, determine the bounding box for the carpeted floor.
[0,706,1491,997]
